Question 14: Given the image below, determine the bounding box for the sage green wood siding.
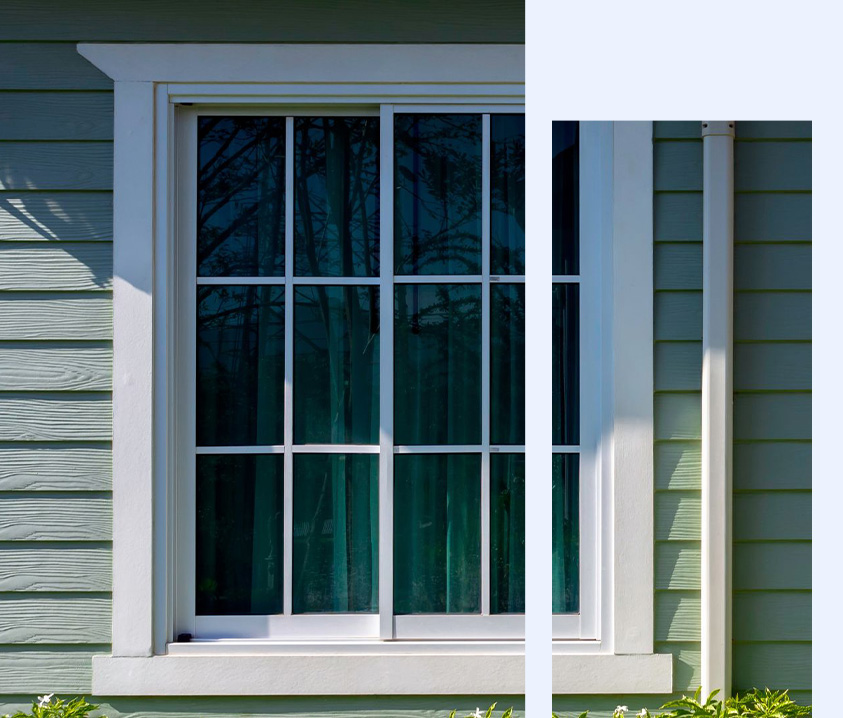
[731,121,811,699]
[653,121,703,694]
[0,1,523,713]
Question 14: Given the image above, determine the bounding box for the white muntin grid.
[177,104,535,641]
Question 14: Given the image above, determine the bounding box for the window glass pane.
[294,117,380,277]
[197,286,284,446]
[552,283,580,446]
[294,286,379,444]
[393,454,481,614]
[490,453,525,614]
[491,114,525,275]
[394,114,482,275]
[491,283,525,445]
[293,454,378,613]
[196,454,284,615]
[198,117,285,277]
[552,121,579,276]
[552,453,579,613]
[394,284,481,445]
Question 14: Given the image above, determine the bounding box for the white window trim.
[77,43,671,695]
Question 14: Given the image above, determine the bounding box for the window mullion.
[283,115,295,618]
[378,104,395,640]
[480,113,492,617]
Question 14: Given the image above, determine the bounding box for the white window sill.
[91,645,672,695]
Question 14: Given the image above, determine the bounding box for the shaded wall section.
[731,121,811,704]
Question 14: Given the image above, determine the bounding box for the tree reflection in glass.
[294,286,379,444]
[394,284,481,445]
[394,114,482,275]
[491,115,525,275]
[295,117,380,277]
[197,117,285,277]
[197,286,285,446]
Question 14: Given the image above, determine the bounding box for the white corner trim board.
[78,41,671,695]
[700,121,735,697]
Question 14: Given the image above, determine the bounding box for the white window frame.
[78,43,671,696]
[177,105,528,642]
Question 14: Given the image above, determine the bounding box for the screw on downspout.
[701,121,736,138]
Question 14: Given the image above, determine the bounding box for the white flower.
[638,710,650,718]
[37,694,54,708]
[613,707,629,718]
[469,709,483,718]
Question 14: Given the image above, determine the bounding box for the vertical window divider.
[480,113,492,617]
[378,104,395,640]
[283,116,295,618]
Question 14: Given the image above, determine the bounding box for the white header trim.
[77,43,524,84]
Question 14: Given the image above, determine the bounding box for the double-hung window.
[175,107,528,641]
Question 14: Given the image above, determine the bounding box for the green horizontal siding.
[0,595,110,644]
[0,444,111,491]
[0,243,112,291]
[732,124,811,695]
[654,142,703,191]
[734,121,811,140]
[0,142,113,191]
[0,495,111,541]
[734,244,810,291]
[0,194,113,242]
[0,1,524,42]
[735,142,811,192]
[0,294,112,340]
[0,546,111,591]
[733,543,811,590]
[0,344,111,392]
[655,441,701,490]
[733,442,810,491]
[655,291,702,340]
[0,44,111,90]
[735,193,811,242]
[0,394,112,442]
[0,93,113,141]
[0,647,105,693]
[654,193,703,241]
[734,292,811,341]
[653,123,703,692]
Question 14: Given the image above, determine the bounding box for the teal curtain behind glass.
[394,454,481,613]
[490,454,525,613]
[552,453,579,613]
[293,454,378,613]
[394,284,481,445]
[491,283,525,445]
[196,454,284,615]
[294,286,379,444]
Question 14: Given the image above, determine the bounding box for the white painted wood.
[611,121,655,654]
[77,44,524,84]
[576,121,609,643]
[283,116,294,619]
[480,113,492,617]
[377,104,395,641]
[91,651,671,695]
[701,120,735,697]
[111,80,156,658]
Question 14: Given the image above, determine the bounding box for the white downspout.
[700,120,735,698]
